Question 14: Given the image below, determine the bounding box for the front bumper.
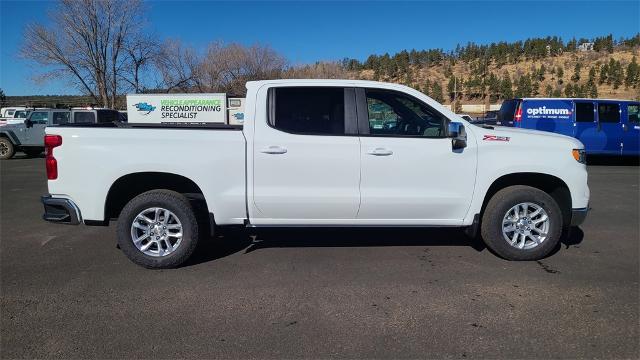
[41,195,82,225]
[570,207,589,226]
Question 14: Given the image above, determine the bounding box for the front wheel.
[117,190,200,269]
[481,185,562,261]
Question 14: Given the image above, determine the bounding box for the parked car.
[458,114,474,122]
[41,80,589,268]
[0,108,120,159]
[498,98,639,156]
[0,106,26,118]
[0,108,31,126]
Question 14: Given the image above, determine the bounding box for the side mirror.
[448,122,467,150]
[24,119,33,128]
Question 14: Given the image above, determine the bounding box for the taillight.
[44,134,62,180]
[514,104,523,124]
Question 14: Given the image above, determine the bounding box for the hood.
[476,125,584,149]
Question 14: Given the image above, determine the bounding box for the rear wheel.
[0,138,15,160]
[481,185,562,261]
[117,190,200,269]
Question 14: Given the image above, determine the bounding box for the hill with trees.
[342,34,640,111]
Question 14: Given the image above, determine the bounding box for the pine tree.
[0,88,5,103]
[431,82,444,103]
[625,57,639,88]
[501,74,513,99]
[599,63,609,84]
[556,66,564,84]
[565,83,574,97]
[571,62,582,82]
[545,84,553,97]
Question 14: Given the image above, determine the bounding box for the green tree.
[501,74,513,99]
[599,62,609,84]
[625,56,639,88]
[545,84,553,97]
[564,83,574,97]
[0,88,5,103]
[556,66,564,84]
[514,74,533,98]
[431,82,444,103]
[571,62,582,82]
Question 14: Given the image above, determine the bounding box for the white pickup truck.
[41,80,589,268]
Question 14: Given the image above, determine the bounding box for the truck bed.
[45,124,248,225]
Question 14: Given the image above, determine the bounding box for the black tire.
[0,137,15,160]
[481,185,562,261]
[117,190,200,269]
[23,148,42,157]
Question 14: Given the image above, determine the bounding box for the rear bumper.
[570,207,589,226]
[41,195,81,225]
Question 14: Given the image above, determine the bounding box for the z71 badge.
[483,135,510,141]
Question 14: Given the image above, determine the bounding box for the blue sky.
[1,0,639,95]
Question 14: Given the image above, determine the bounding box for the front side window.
[575,102,595,123]
[74,112,96,124]
[598,103,620,123]
[628,104,639,124]
[270,87,345,135]
[52,112,70,125]
[365,89,446,137]
[14,110,29,119]
[30,111,48,124]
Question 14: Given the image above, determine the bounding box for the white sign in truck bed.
[127,93,226,124]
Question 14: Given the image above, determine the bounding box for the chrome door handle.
[261,145,288,154]
[367,147,393,156]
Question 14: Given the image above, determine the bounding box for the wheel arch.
[104,172,210,222]
[0,131,20,145]
[480,172,572,227]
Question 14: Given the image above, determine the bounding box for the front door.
[596,101,623,154]
[22,111,49,146]
[357,88,476,225]
[622,102,640,155]
[251,86,361,223]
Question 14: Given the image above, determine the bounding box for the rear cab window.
[269,87,345,135]
[73,111,96,124]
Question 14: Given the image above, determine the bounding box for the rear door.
[596,101,623,154]
[497,99,520,126]
[622,102,640,155]
[251,86,361,223]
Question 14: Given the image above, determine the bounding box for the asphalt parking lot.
[1,156,638,359]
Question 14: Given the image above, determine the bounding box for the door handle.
[261,145,287,154]
[367,147,393,156]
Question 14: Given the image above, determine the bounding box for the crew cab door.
[251,86,361,224]
[596,101,623,154]
[356,88,476,225]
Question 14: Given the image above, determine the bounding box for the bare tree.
[283,61,349,79]
[154,39,202,93]
[120,34,159,93]
[22,0,146,107]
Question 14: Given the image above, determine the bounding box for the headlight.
[572,149,586,164]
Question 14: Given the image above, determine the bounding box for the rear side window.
[575,102,595,123]
[270,87,345,135]
[52,112,70,125]
[498,100,519,122]
[598,103,620,123]
[628,104,639,124]
[74,112,96,124]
